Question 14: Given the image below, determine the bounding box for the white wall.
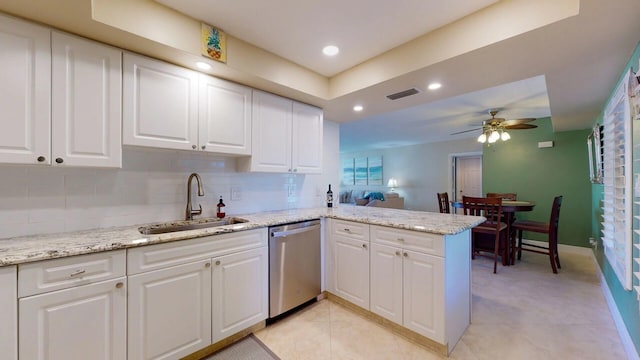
[0,121,339,239]
[340,138,481,212]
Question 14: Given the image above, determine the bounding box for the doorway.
[451,154,482,209]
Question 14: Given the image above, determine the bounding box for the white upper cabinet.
[0,14,51,165]
[51,31,122,167]
[292,101,323,173]
[239,90,323,173]
[199,74,252,155]
[123,52,199,151]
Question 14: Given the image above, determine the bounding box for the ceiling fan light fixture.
[477,133,487,143]
[489,130,500,143]
[501,131,511,141]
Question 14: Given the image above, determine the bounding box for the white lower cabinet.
[402,249,445,342]
[370,244,445,343]
[328,219,370,310]
[212,246,268,343]
[0,266,17,360]
[19,277,127,360]
[128,259,212,360]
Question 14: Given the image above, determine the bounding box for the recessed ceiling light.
[428,82,442,90]
[196,61,211,70]
[322,45,339,56]
[353,105,363,112]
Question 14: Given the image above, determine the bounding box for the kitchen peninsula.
[0,206,483,359]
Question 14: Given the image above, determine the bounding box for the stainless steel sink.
[139,217,249,235]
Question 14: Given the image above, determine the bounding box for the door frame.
[448,152,483,204]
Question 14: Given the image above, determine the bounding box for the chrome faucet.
[185,173,204,220]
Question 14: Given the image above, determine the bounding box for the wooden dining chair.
[437,192,450,213]
[486,192,517,200]
[512,196,563,273]
[462,196,509,273]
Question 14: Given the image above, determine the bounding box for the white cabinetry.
[123,52,199,151]
[370,225,469,354]
[0,14,122,167]
[0,266,17,360]
[327,219,370,309]
[199,74,252,155]
[128,259,212,360]
[51,31,122,167]
[212,246,268,343]
[127,228,268,358]
[18,251,127,360]
[239,90,322,173]
[0,14,50,165]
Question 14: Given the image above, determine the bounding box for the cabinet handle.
[201,145,206,150]
[395,251,401,256]
[362,244,367,249]
[403,252,408,257]
[37,156,46,162]
[215,260,221,266]
[55,157,64,164]
[288,168,292,172]
[293,168,298,172]
[69,269,86,277]
[192,145,197,149]
[115,282,124,289]
[344,228,351,232]
[397,238,405,242]
[205,262,211,268]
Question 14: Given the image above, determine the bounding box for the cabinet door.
[370,243,403,325]
[128,260,212,360]
[51,32,122,168]
[0,266,17,360]
[199,75,252,155]
[403,250,445,343]
[0,14,51,165]
[292,102,323,174]
[19,277,126,360]
[248,90,292,172]
[123,53,198,150]
[332,234,370,310]
[212,246,268,343]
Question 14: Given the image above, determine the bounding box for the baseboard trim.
[521,239,592,256]
[589,252,640,360]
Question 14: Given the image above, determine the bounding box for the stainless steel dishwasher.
[268,219,321,318]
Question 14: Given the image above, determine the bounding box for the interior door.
[455,156,482,201]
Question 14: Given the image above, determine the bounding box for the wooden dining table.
[452,200,536,265]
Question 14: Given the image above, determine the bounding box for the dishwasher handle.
[271,224,320,238]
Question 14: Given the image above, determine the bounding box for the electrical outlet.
[230,187,242,201]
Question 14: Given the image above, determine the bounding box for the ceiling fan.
[451,109,537,143]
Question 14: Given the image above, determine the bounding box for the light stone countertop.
[0,206,484,267]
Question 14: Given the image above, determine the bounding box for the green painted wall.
[591,41,640,356]
[483,118,591,246]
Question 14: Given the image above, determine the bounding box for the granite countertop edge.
[0,206,484,267]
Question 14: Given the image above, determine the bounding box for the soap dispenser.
[216,196,226,218]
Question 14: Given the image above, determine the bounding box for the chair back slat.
[437,192,450,213]
[548,195,563,244]
[462,196,503,228]
[486,192,517,200]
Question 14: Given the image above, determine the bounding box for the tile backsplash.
[0,147,336,239]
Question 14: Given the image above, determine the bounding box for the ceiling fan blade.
[451,127,482,135]
[504,123,537,130]
[502,118,536,126]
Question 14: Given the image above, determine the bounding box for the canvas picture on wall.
[367,156,383,185]
[341,158,355,185]
[201,23,227,63]
[355,158,368,185]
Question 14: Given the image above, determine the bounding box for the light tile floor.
[255,253,628,359]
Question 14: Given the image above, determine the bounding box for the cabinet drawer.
[18,250,126,297]
[127,228,267,275]
[371,225,444,257]
[331,219,369,240]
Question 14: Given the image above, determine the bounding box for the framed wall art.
[201,23,227,63]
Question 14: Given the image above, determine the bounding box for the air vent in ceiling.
[386,87,421,100]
